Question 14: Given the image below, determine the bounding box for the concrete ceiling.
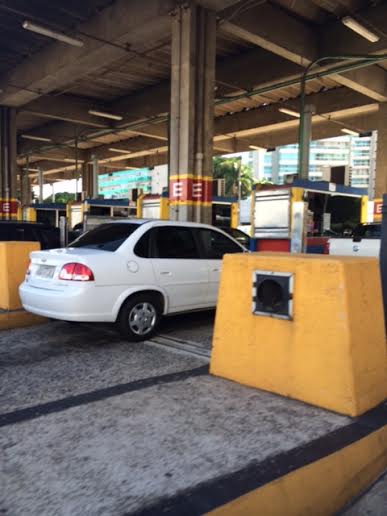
[0,0,386,180]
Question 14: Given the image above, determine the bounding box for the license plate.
[36,265,55,279]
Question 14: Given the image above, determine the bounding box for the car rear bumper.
[19,281,116,322]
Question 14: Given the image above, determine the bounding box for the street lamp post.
[298,54,387,180]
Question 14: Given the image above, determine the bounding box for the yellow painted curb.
[0,309,46,331]
[208,424,387,516]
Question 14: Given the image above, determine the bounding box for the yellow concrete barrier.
[208,423,387,516]
[0,309,45,330]
[0,241,40,310]
[211,253,387,416]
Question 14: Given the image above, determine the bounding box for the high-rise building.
[238,133,377,190]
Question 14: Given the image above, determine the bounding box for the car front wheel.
[118,293,162,342]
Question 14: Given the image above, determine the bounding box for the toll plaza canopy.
[1,0,387,217]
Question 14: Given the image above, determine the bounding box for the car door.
[149,226,209,312]
[196,228,245,306]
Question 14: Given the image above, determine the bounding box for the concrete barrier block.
[210,253,387,416]
[0,241,40,310]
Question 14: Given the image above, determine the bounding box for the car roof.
[0,221,54,228]
[109,219,224,231]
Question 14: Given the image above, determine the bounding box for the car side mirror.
[353,236,362,243]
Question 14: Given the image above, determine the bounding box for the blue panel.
[29,203,66,209]
[292,180,367,196]
[85,199,129,207]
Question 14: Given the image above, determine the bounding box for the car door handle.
[212,268,220,272]
[160,271,172,276]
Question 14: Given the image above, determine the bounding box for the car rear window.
[69,223,140,251]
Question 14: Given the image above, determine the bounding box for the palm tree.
[213,156,254,199]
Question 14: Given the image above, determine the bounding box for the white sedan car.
[20,220,245,341]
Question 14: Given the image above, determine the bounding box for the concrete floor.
[0,316,353,516]
[342,472,387,515]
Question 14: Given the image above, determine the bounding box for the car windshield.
[353,224,381,239]
[69,222,140,251]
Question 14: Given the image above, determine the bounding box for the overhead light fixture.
[249,145,264,151]
[64,158,84,163]
[278,107,300,118]
[21,134,52,142]
[109,147,131,153]
[22,20,84,47]
[341,128,359,136]
[89,110,123,121]
[23,167,40,172]
[341,16,380,43]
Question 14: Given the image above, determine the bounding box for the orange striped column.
[169,4,216,223]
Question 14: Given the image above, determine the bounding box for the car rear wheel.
[118,293,162,342]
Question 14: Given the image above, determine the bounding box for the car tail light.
[59,263,94,281]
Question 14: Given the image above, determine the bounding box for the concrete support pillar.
[169,3,216,223]
[368,131,377,199]
[375,104,387,198]
[21,157,32,206]
[271,148,280,184]
[300,104,314,181]
[0,107,17,208]
[38,168,43,203]
[92,155,99,199]
[81,162,89,199]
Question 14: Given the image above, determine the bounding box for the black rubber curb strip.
[0,365,209,428]
[128,401,387,516]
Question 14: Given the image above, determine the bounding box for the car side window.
[152,226,199,259]
[355,224,381,239]
[197,229,243,259]
[366,225,381,239]
[134,230,152,258]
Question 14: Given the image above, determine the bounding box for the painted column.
[169,3,216,223]
[299,104,314,181]
[368,131,377,200]
[38,168,43,203]
[92,155,99,199]
[0,106,17,219]
[375,104,387,199]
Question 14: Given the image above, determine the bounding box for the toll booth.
[67,198,137,232]
[249,180,367,253]
[84,198,136,218]
[137,191,238,227]
[361,197,382,223]
[0,199,21,220]
[212,196,239,228]
[24,203,67,227]
[137,193,169,220]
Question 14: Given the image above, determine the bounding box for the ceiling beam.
[19,87,375,164]
[319,3,387,56]
[16,45,303,144]
[216,48,302,96]
[219,3,318,66]
[244,109,378,150]
[335,66,387,102]
[20,95,111,128]
[220,1,387,101]
[215,88,374,135]
[0,0,175,106]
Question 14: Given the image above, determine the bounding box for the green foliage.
[43,192,76,204]
[213,156,254,199]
